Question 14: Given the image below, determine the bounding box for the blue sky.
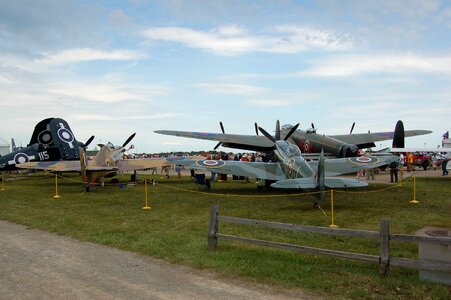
[1,0,450,153]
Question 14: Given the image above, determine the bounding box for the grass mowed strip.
[0,173,450,299]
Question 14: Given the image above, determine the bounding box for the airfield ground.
[0,220,314,300]
[0,169,450,299]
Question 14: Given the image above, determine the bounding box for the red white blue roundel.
[196,160,225,168]
[348,156,379,164]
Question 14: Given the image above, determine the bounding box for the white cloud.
[142,25,353,56]
[72,113,177,121]
[301,54,451,77]
[34,48,144,65]
[47,80,170,103]
[193,82,268,95]
[246,99,295,107]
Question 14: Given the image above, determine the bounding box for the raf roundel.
[37,130,53,145]
[196,160,225,168]
[14,153,29,164]
[348,156,379,164]
[57,128,74,143]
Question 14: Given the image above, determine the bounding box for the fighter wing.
[330,130,432,148]
[117,156,208,172]
[155,130,273,151]
[308,155,397,176]
[17,161,119,172]
[117,158,167,171]
[17,160,81,172]
[388,147,451,153]
[167,159,286,181]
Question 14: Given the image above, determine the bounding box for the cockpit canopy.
[281,124,294,131]
[287,144,302,157]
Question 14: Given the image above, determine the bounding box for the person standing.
[407,152,414,172]
[389,160,399,183]
[441,155,449,176]
[399,153,404,179]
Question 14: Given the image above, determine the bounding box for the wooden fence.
[207,204,451,276]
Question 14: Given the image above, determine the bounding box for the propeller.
[84,135,95,148]
[258,126,276,143]
[254,122,259,135]
[311,122,317,133]
[78,135,95,150]
[213,122,225,150]
[350,122,355,135]
[284,123,300,141]
[122,133,136,147]
[275,120,281,140]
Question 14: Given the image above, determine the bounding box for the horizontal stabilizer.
[271,178,317,189]
[324,177,368,188]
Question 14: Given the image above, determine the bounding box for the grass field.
[0,171,450,299]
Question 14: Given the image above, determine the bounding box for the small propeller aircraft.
[166,123,397,205]
[0,118,94,171]
[17,133,199,192]
[155,120,431,158]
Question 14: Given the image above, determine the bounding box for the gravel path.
[0,221,317,300]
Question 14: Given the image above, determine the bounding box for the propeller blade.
[254,122,259,135]
[284,123,300,141]
[213,142,222,150]
[275,120,281,140]
[123,133,136,147]
[219,121,225,134]
[311,123,315,130]
[84,135,95,148]
[258,126,276,143]
[350,122,355,134]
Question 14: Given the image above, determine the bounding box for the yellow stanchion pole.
[142,179,151,210]
[329,190,338,228]
[53,174,61,198]
[1,172,5,191]
[410,176,419,204]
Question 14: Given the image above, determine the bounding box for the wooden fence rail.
[207,204,451,276]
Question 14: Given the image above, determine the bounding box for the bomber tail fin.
[392,120,405,148]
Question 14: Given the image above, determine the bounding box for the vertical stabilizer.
[392,120,405,148]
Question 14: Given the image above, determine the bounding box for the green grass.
[0,172,450,299]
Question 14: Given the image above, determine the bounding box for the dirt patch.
[0,220,318,300]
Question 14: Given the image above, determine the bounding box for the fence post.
[379,218,390,276]
[208,204,220,250]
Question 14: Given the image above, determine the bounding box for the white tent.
[0,137,10,156]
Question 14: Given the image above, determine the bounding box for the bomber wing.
[330,130,432,149]
[166,158,286,181]
[308,155,397,177]
[155,130,273,151]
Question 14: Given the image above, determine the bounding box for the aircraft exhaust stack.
[392,120,405,148]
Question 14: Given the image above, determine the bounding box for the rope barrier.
[155,181,324,198]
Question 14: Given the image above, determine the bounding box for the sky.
[0,0,450,153]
